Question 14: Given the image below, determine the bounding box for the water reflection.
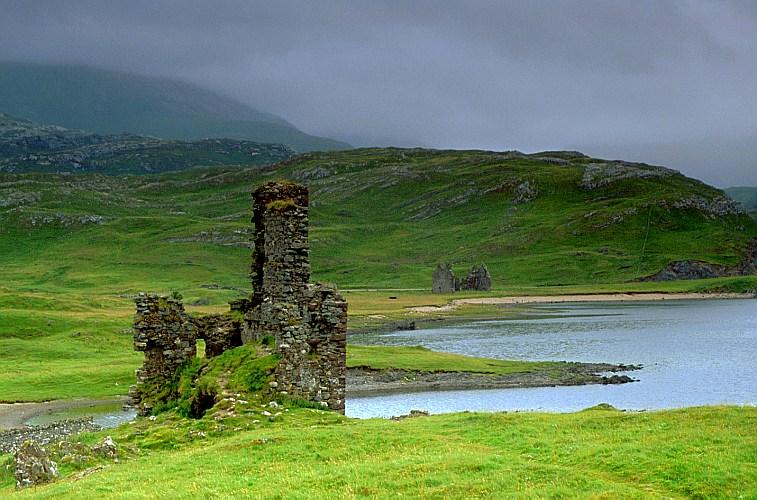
[347,299,757,418]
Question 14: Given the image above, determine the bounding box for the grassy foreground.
[2,404,754,497]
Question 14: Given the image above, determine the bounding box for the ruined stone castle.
[130,181,347,415]
[432,263,491,293]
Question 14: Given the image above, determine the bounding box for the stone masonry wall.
[274,284,347,412]
[190,314,243,358]
[129,293,196,414]
[461,263,491,291]
[250,182,310,306]
[432,263,458,293]
[0,418,102,455]
[245,181,347,413]
[432,263,491,293]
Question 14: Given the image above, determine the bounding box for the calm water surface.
[28,402,137,428]
[346,299,756,418]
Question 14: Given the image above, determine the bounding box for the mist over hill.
[0,61,351,153]
[726,187,757,214]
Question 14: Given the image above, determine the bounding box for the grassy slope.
[347,345,559,374]
[2,148,754,295]
[2,405,755,497]
[1,150,755,496]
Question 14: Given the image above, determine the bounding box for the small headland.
[345,345,640,397]
[347,362,640,397]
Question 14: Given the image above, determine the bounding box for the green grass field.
[2,404,754,497]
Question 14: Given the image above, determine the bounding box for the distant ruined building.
[129,181,347,415]
[432,263,491,293]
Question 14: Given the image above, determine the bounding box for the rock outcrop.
[13,441,59,489]
[641,240,757,281]
[0,112,295,174]
[581,161,679,190]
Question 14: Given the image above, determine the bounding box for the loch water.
[346,299,757,418]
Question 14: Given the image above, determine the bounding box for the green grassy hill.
[0,62,351,152]
[1,147,754,298]
[1,146,753,398]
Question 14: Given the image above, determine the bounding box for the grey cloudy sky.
[2,0,756,187]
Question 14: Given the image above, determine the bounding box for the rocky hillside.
[0,62,351,152]
[0,147,755,292]
[0,113,294,174]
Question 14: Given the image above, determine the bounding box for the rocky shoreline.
[0,418,102,455]
[346,362,641,397]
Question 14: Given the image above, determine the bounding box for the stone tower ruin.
[130,181,347,415]
[243,181,347,413]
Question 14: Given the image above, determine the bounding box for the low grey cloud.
[1,0,756,186]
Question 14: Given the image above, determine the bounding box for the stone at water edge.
[13,440,60,489]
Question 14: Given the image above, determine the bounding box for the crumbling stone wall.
[191,314,243,358]
[13,441,59,489]
[432,262,491,293]
[250,181,310,305]
[129,181,347,414]
[0,418,101,455]
[432,263,458,293]
[461,263,491,291]
[272,284,347,412]
[129,293,196,414]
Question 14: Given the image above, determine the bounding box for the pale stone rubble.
[12,435,121,489]
[13,441,59,489]
[0,417,101,455]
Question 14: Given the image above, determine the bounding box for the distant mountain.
[0,112,295,174]
[0,61,351,152]
[725,187,757,213]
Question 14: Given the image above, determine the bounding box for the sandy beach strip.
[410,292,754,313]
